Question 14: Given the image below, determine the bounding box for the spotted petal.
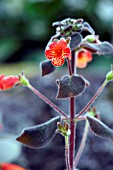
[52,57,65,67]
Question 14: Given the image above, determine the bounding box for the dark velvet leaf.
[16,116,61,149]
[70,33,82,50]
[82,41,113,54]
[87,116,113,139]
[56,75,86,99]
[41,60,56,76]
[82,22,95,34]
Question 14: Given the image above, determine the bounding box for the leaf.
[82,22,95,34]
[40,60,56,76]
[82,41,113,54]
[70,33,82,50]
[16,116,61,149]
[56,75,86,99]
[87,116,113,139]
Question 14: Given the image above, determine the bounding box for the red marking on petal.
[45,49,55,60]
[0,163,26,170]
[52,57,65,67]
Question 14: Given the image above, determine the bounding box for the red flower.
[0,74,19,91]
[0,163,26,170]
[45,39,71,66]
[76,49,92,68]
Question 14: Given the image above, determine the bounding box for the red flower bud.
[0,74,19,91]
[45,39,71,67]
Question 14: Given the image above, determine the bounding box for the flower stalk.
[76,79,108,118]
[28,85,68,118]
[65,136,71,170]
[74,121,89,168]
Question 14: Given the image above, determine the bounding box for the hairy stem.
[76,80,108,118]
[65,136,71,170]
[67,58,72,75]
[69,97,75,169]
[28,85,68,118]
[74,121,89,168]
[69,50,76,170]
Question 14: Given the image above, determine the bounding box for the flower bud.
[84,35,96,43]
[57,121,70,137]
[106,70,113,81]
[0,74,19,91]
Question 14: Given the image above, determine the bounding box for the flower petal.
[0,74,5,81]
[76,60,87,68]
[83,50,92,62]
[45,49,55,60]
[45,39,71,67]
[52,57,65,67]
[63,47,71,58]
[0,75,19,91]
[76,50,92,68]
[57,39,67,49]
[49,41,57,49]
[0,163,26,170]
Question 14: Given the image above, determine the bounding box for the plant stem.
[67,58,72,75]
[28,85,68,118]
[74,121,89,168]
[75,80,108,118]
[69,97,75,169]
[65,136,71,170]
[69,50,76,170]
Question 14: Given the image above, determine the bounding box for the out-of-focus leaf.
[41,60,56,76]
[87,116,113,139]
[56,75,86,99]
[82,22,95,34]
[16,116,61,149]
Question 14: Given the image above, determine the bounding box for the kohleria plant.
[1,18,113,170]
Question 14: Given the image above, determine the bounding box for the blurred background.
[0,0,113,170]
[0,0,113,74]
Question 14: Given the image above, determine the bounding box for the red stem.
[28,85,68,118]
[69,50,76,170]
[67,58,72,75]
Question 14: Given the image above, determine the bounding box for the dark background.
[0,0,113,170]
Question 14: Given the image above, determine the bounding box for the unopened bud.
[84,35,96,43]
[57,122,63,130]
[106,70,113,81]
[19,72,30,86]
[64,121,69,131]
